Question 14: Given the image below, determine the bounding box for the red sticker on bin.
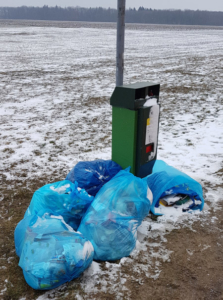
[146,145,153,153]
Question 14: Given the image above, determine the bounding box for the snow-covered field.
[0,20,223,299]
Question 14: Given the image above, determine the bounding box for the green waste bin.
[110,81,160,178]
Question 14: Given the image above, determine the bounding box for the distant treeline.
[0,6,223,26]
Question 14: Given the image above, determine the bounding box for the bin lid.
[110,81,160,110]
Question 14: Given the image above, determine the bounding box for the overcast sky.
[0,0,222,12]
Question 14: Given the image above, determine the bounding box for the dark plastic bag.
[25,180,94,231]
[66,160,122,196]
[78,168,151,261]
[15,214,94,290]
[145,160,205,216]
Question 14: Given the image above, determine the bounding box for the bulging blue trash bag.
[78,168,151,261]
[66,160,122,196]
[16,214,94,290]
[25,180,94,231]
[15,214,36,257]
[145,160,205,216]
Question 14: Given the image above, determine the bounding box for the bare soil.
[128,203,223,300]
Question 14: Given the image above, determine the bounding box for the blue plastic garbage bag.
[78,168,151,261]
[66,160,122,196]
[15,214,94,290]
[146,160,205,216]
[25,180,94,231]
[15,214,35,257]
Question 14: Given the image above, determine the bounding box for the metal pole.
[116,0,126,86]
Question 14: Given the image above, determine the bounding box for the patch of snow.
[50,184,70,194]
[201,245,211,252]
[82,241,94,260]
[143,98,158,107]
[0,193,4,202]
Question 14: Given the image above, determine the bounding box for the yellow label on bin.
[147,118,150,126]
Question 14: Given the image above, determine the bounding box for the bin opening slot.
[135,88,147,100]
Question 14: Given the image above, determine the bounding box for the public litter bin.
[110,81,160,178]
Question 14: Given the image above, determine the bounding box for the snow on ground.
[0,21,223,299]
